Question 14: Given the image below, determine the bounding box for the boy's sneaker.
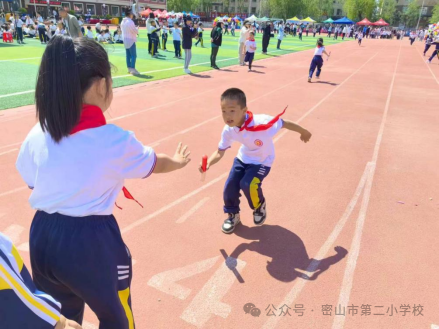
[253,201,267,225]
[222,213,241,234]
[426,60,431,64]
[316,75,320,79]
[184,69,192,74]
[308,77,312,83]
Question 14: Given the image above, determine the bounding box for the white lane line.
[416,46,439,85]
[331,41,402,329]
[0,142,23,150]
[147,256,219,300]
[176,197,210,224]
[0,148,18,156]
[264,48,386,329]
[0,186,28,198]
[121,46,368,235]
[0,90,36,99]
[262,162,372,329]
[3,224,25,244]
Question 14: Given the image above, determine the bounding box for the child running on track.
[308,38,330,83]
[426,36,439,64]
[199,88,312,234]
[358,32,363,46]
[16,35,191,329]
[244,31,257,71]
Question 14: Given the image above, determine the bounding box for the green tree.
[404,0,420,27]
[237,0,246,14]
[430,2,439,23]
[378,0,397,24]
[343,0,375,21]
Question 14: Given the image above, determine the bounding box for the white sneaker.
[184,69,192,74]
[128,68,133,74]
[426,60,431,64]
[131,69,140,75]
[222,213,241,234]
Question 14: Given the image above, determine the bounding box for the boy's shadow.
[134,74,153,80]
[228,224,348,282]
[316,81,338,86]
[249,70,265,74]
[189,73,211,78]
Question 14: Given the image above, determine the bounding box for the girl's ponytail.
[35,35,112,143]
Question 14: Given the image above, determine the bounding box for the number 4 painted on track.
[147,255,246,328]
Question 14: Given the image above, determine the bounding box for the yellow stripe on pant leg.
[118,287,134,329]
[249,177,261,209]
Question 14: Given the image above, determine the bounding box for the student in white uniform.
[276,21,284,49]
[16,35,191,329]
[308,38,330,82]
[199,88,312,234]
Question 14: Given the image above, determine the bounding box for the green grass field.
[0,31,348,110]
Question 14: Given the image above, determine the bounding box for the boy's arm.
[282,119,312,142]
[198,149,226,173]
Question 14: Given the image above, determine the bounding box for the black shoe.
[253,201,266,225]
[222,213,241,234]
[213,65,220,69]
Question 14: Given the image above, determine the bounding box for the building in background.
[396,0,438,26]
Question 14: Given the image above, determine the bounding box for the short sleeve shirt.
[16,124,156,217]
[218,114,283,167]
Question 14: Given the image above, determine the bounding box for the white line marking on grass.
[176,197,210,224]
[0,57,41,62]
[331,41,402,329]
[0,45,309,99]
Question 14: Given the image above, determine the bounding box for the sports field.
[1,36,439,329]
[0,31,347,110]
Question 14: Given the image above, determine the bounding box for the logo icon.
[254,139,263,147]
[243,302,261,317]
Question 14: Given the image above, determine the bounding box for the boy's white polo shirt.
[218,114,283,167]
[16,124,156,217]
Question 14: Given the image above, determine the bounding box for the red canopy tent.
[160,11,168,19]
[140,8,152,17]
[372,18,389,26]
[357,18,372,26]
[153,9,162,17]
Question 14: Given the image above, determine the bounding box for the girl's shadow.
[228,224,348,282]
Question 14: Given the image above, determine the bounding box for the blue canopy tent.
[233,16,242,21]
[333,17,354,24]
[191,14,200,18]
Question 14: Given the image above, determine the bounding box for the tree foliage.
[430,2,439,23]
[343,0,375,21]
[404,0,420,27]
[267,0,333,20]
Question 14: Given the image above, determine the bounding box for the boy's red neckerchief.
[70,104,143,209]
[239,106,287,132]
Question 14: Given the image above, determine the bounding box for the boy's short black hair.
[221,88,247,108]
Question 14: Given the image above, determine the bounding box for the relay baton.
[327,51,331,61]
[201,155,208,182]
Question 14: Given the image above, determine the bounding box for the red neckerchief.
[70,104,143,209]
[239,106,287,132]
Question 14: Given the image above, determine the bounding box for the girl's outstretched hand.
[174,142,191,167]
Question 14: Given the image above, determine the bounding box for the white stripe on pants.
[239,42,245,65]
[184,49,191,69]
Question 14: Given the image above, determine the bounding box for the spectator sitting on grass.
[86,25,94,39]
[97,30,106,42]
[104,29,114,43]
[114,28,123,43]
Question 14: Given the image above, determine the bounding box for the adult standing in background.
[182,15,198,74]
[59,7,82,38]
[210,20,223,69]
[262,21,271,54]
[121,9,140,75]
[239,20,252,66]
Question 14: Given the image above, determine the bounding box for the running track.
[1,39,438,329]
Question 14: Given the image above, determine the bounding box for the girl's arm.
[282,120,312,142]
[153,143,191,174]
[198,149,226,173]
[322,50,330,57]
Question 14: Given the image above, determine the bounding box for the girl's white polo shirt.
[218,114,283,167]
[16,123,156,217]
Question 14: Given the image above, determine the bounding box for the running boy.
[244,31,257,71]
[308,38,330,82]
[199,88,312,234]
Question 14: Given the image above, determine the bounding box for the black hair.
[221,88,247,108]
[35,35,112,143]
[87,25,91,30]
[317,40,324,47]
[125,9,132,17]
